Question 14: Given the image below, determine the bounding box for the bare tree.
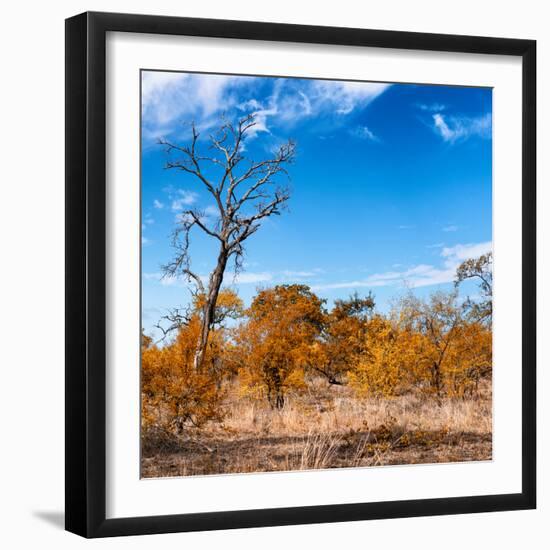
[159,113,296,371]
[455,252,493,323]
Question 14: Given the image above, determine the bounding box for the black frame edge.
[65,12,89,538]
[65,11,537,538]
[92,493,534,538]
[521,39,537,511]
[87,10,534,55]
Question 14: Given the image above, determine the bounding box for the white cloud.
[203,205,220,218]
[174,212,193,224]
[235,79,311,142]
[432,112,492,143]
[351,125,379,141]
[312,241,492,292]
[281,270,317,279]
[443,225,459,232]
[170,190,198,212]
[236,79,390,139]
[417,102,447,112]
[174,205,219,226]
[153,199,164,209]
[143,272,162,281]
[144,269,273,289]
[146,267,327,289]
[141,71,392,146]
[441,241,492,262]
[238,98,262,111]
[311,81,390,115]
[160,275,181,287]
[433,114,454,141]
[232,268,324,285]
[231,272,273,285]
[146,272,208,288]
[142,71,254,139]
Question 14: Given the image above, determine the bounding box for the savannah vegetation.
[141,114,493,477]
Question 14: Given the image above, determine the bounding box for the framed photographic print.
[65,11,536,538]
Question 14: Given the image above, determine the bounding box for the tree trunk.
[431,361,442,398]
[193,248,228,371]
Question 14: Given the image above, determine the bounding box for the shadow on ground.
[33,510,65,530]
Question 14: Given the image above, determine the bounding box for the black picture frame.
[65,11,536,538]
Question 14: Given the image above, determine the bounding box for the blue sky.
[141,71,492,339]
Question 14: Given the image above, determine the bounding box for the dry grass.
[141,378,492,478]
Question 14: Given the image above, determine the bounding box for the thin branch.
[153,306,193,344]
[185,210,223,242]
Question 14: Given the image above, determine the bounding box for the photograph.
[139,70,493,479]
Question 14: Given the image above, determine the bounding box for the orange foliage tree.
[312,293,375,386]
[396,291,463,396]
[142,289,243,432]
[444,321,492,397]
[348,316,420,397]
[395,291,491,398]
[234,284,325,409]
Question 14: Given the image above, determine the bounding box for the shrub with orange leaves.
[142,317,226,431]
[234,284,325,409]
[394,291,492,397]
[444,322,492,398]
[348,316,416,397]
[141,289,243,432]
[312,293,375,386]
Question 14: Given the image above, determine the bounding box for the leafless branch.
[153,306,193,344]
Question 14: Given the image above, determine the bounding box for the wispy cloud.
[442,225,459,232]
[203,205,220,218]
[174,205,220,227]
[153,199,164,209]
[230,272,273,284]
[350,125,379,142]
[311,241,492,291]
[417,102,447,112]
[310,80,391,116]
[170,190,199,212]
[153,270,274,288]
[441,242,493,262]
[141,214,154,244]
[144,267,325,289]
[432,112,492,143]
[143,272,162,281]
[142,71,252,140]
[144,238,492,295]
[280,270,318,279]
[247,79,390,129]
[142,71,392,145]
[227,268,324,286]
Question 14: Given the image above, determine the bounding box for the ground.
[142,380,492,478]
[141,379,492,478]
